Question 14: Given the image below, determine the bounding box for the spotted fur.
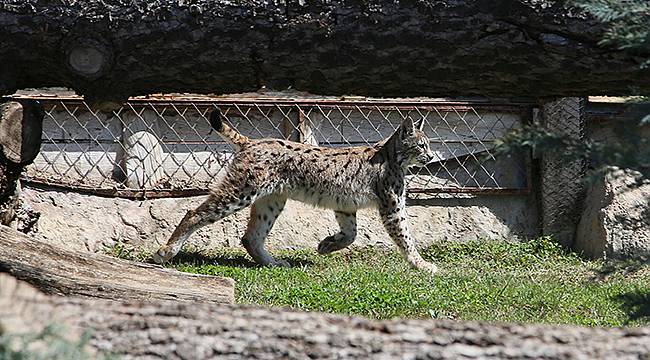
[153,109,438,273]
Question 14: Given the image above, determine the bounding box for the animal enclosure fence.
[15,95,532,199]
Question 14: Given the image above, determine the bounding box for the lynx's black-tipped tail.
[208,108,249,150]
[209,107,224,132]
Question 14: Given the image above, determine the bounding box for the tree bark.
[0,156,22,226]
[0,225,234,304]
[2,272,650,359]
[0,99,42,231]
[1,0,648,103]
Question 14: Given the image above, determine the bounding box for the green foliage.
[494,119,649,181]
[537,2,650,180]
[572,0,650,66]
[0,324,113,360]
[169,239,650,326]
[422,236,576,267]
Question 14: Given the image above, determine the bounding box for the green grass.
[154,237,650,326]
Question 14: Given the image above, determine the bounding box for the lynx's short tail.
[209,108,249,150]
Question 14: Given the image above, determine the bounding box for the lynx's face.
[400,121,435,167]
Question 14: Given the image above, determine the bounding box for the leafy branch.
[494,120,649,181]
[571,0,650,67]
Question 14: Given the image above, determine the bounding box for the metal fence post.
[540,97,587,247]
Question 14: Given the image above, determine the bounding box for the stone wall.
[19,98,650,260]
[22,186,538,255]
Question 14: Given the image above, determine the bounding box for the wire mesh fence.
[16,95,532,199]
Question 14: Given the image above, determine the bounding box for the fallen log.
[0,225,234,304]
[1,272,650,359]
[0,0,649,102]
[0,99,42,231]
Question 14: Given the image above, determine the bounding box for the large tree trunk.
[2,272,650,359]
[0,225,234,304]
[0,0,648,103]
[0,100,42,231]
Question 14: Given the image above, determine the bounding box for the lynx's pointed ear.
[400,117,415,137]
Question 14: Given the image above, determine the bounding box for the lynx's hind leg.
[153,186,258,264]
[242,195,288,267]
[317,211,357,254]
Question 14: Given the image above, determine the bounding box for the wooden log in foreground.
[0,100,43,230]
[2,272,650,359]
[0,225,234,304]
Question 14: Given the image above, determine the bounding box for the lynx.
[153,109,437,273]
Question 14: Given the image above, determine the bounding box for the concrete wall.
[22,186,538,255]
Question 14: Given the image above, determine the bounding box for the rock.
[575,169,650,259]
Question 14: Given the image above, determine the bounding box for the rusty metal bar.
[21,177,529,200]
[7,95,534,113]
[42,139,119,144]
[407,187,530,195]
[21,178,209,200]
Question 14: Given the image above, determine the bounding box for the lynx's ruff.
[153,109,437,272]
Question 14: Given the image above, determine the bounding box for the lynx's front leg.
[379,193,438,273]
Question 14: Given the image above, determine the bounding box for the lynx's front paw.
[317,234,353,255]
[317,236,339,255]
[152,246,173,264]
[269,259,291,268]
[417,261,438,274]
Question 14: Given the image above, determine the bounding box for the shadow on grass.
[168,251,257,268]
[616,288,650,324]
[592,257,650,280]
[156,250,314,269]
